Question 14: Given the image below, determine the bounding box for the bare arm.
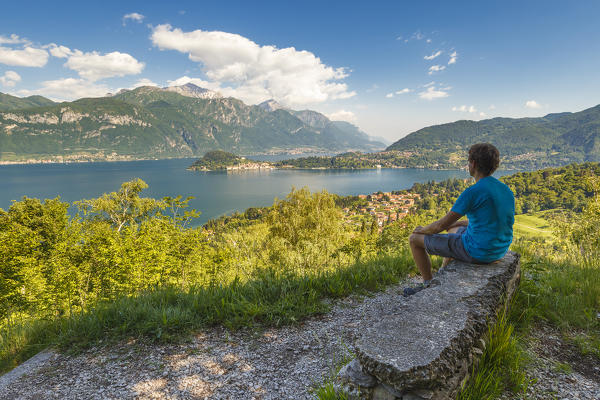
[413,211,463,235]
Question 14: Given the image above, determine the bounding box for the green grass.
[458,309,528,400]
[510,245,600,333]
[0,252,414,374]
[513,211,555,241]
[312,339,355,400]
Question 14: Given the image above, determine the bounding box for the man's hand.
[413,225,435,235]
[412,211,463,235]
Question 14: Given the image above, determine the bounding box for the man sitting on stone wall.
[404,143,515,296]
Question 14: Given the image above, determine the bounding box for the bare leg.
[441,226,462,267]
[409,233,433,281]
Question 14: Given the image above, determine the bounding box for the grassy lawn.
[513,210,555,241]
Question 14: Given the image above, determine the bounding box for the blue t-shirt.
[451,176,515,262]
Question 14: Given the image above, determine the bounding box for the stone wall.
[338,251,521,400]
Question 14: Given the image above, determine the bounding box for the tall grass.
[458,309,528,400]
[0,252,414,373]
[510,243,600,333]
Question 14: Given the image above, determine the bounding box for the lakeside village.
[342,191,422,230]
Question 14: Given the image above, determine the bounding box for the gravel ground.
[0,278,419,400]
[500,324,600,400]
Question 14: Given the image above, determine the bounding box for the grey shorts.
[424,226,485,264]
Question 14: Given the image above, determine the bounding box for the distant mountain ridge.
[0,84,385,162]
[0,92,56,112]
[387,104,600,166]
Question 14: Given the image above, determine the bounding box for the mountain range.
[386,104,600,167]
[0,84,385,162]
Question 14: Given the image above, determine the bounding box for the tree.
[75,179,164,232]
[267,187,347,272]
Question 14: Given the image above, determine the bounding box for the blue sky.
[1,0,599,142]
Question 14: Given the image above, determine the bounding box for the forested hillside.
[387,104,600,169]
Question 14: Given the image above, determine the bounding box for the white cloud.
[63,49,145,81]
[385,93,394,98]
[448,51,458,65]
[525,100,541,109]
[428,65,446,75]
[0,70,21,87]
[123,12,145,24]
[479,112,486,117]
[423,81,435,87]
[426,39,432,44]
[328,110,356,123]
[419,84,450,100]
[0,34,28,45]
[452,105,477,113]
[424,50,442,60]
[132,78,158,88]
[0,46,49,67]
[18,78,111,101]
[151,24,355,106]
[48,44,73,58]
[395,88,411,94]
[489,104,496,110]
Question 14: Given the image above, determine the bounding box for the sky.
[1,0,599,142]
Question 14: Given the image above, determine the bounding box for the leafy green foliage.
[501,162,599,212]
[0,179,418,372]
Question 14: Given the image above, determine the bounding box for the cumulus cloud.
[479,112,486,117]
[46,44,145,81]
[426,39,432,44]
[0,46,49,67]
[396,88,411,94]
[424,50,442,60]
[328,110,356,123]
[123,12,145,24]
[418,84,450,100]
[18,78,111,101]
[428,65,446,75]
[0,70,21,87]
[151,24,355,106]
[525,100,541,109]
[452,105,478,113]
[448,51,458,65]
[55,47,145,81]
[385,93,394,98]
[48,44,73,58]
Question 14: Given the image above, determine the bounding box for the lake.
[0,158,476,225]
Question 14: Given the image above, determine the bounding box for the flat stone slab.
[350,251,520,399]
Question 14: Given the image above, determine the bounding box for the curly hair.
[468,143,500,176]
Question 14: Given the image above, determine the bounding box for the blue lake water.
[0,158,479,225]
